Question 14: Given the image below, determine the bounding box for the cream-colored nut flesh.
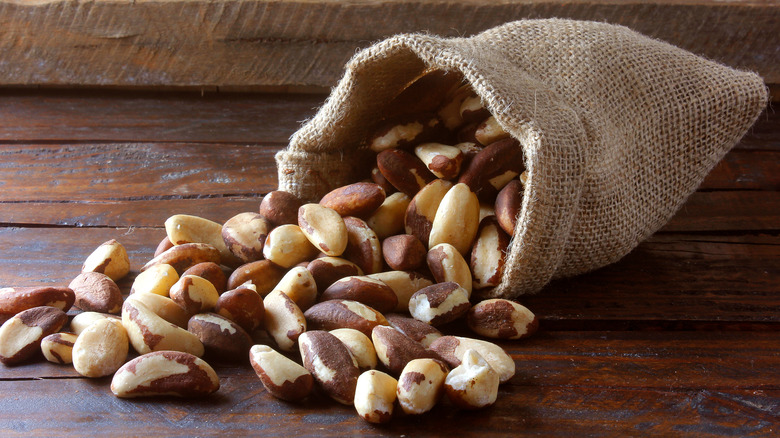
[131,263,179,296]
[70,311,121,335]
[470,218,510,291]
[467,299,538,340]
[169,275,219,315]
[81,239,130,282]
[404,179,453,245]
[366,192,410,240]
[141,242,221,274]
[427,243,473,296]
[304,299,388,338]
[396,358,449,415]
[428,182,479,255]
[263,224,318,268]
[221,212,271,263]
[414,143,463,180]
[165,214,242,267]
[429,336,515,383]
[111,351,219,398]
[72,318,129,378]
[263,290,306,352]
[367,271,433,312]
[121,300,204,357]
[474,116,510,146]
[125,293,190,328]
[41,332,78,364]
[444,349,499,409]
[271,266,318,311]
[408,282,471,327]
[249,344,313,402]
[329,328,377,371]
[298,203,348,257]
[354,370,398,424]
[0,306,67,365]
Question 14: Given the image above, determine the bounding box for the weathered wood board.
[0,0,778,87]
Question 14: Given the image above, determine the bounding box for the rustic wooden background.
[0,0,778,435]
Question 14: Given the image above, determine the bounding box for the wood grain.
[0,0,778,87]
[0,227,777,326]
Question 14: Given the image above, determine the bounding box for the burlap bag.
[275,19,767,299]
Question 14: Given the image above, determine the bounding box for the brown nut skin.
[259,190,303,227]
[227,260,287,296]
[111,351,220,398]
[154,236,175,257]
[470,217,510,291]
[68,272,123,314]
[382,235,426,271]
[263,290,307,352]
[385,314,443,348]
[41,332,78,364]
[494,179,524,236]
[386,69,463,117]
[182,262,228,295]
[319,182,386,218]
[141,242,221,275]
[0,286,75,317]
[368,113,445,153]
[367,271,434,313]
[320,276,397,315]
[169,275,219,316]
[188,313,253,362]
[414,143,463,180]
[221,212,271,264]
[249,344,313,402]
[376,148,436,197]
[298,330,361,405]
[125,293,190,328]
[429,335,515,383]
[396,358,450,415]
[306,257,364,294]
[427,243,473,295]
[342,216,383,275]
[215,286,264,332]
[467,299,538,340]
[408,282,471,327]
[304,299,388,338]
[459,94,490,123]
[0,306,68,365]
[370,167,396,195]
[404,179,453,246]
[81,239,131,282]
[371,325,443,376]
[458,137,524,202]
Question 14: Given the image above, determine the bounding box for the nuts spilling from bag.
[0,71,540,423]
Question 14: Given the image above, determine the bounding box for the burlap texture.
[275,19,767,299]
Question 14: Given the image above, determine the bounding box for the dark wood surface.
[0,89,778,436]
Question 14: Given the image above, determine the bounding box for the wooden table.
[0,88,778,436]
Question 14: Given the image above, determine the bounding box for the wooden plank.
[0,144,280,202]
[4,331,779,390]
[0,89,774,147]
[524,233,780,324]
[0,1,778,88]
[0,375,776,436]
[0,89,323,144]
[0,145,776,204]
[663,191,780,232]
[0,227,777,325]
[1,190,777,233]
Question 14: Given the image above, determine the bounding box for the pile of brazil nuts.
[0,71,540,423]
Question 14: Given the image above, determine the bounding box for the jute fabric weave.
[276,19,767,299]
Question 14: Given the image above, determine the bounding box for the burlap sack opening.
[276,19,767,299]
